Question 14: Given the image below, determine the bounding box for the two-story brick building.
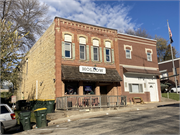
[18,17,161,103]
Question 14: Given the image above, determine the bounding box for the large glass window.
[83,82,95,95]
[93,47,99,61]
[129,84,143,93]
[65,42,71,58]
[147,52,152,61]
[80,45,85,60]
[65,82,78,95]
[126,49,131,59]
[106,48,111,62]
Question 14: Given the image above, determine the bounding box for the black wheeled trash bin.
[34,108,47,128]
[19,111,31,131]
[45,100,55,113]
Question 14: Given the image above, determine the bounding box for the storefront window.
[65,82,78,95]
[83,83,95,95]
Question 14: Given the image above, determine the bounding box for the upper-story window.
[126,49,131,59]
[105,41,111,62]
[93,39,99,61]
[64,34,72,58]
[79,37,86,60]
[124,45,132,59]
[147,52,152,61]
[145,48,153,62]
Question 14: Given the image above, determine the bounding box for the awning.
[62,65,122,82]
[123,67,161,75]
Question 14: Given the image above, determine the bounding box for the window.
[126,49,131,59]
[93,47,99,61]
[65,42,71,58]
[65,82,78,95]
[0,106,10,114]
[106,48,111,62]
[80,45,85,60]
[129,84,143,93]
[147,52,152,61]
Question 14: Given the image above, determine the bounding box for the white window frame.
[106,48,111,62]
[79,44,86,60]
[129,83,143,93]
[65,42,71,58]
[147,52,152,61]
[93,47,99,61]
[126,49,131,59]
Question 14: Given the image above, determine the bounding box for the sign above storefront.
[79,66,106,74]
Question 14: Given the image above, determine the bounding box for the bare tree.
[125,28,152,39]
[0,0,51,52]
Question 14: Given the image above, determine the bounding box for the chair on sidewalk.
[132,97,145,104]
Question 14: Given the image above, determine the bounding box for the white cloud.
[40,0,138,32]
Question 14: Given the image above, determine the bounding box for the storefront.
[61,65,122,96]
[122,67,161,102]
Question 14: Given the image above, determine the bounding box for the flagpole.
[167,20,178,94]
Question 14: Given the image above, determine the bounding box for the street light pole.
[167,20,178,94]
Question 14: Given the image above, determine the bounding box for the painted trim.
[159,70,167,73]
[118,38,156,47]
[91,37,101,45]
[104,39,113,47]
[124,45,133,51]
[62,32,74,41]
[120,64,158,70]
[158,57,180,64]
[145,48,153,54]
[77,34,88,44]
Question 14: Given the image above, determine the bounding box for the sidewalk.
[47,100,180,126]
[14,100,180,135]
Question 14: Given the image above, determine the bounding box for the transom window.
[93,47,99,61]
[65,42,71,58]
[147,52,152,61]
[106,48,111,62]
[129,84,143,93]
[126,49,131,59]
[80,45,85,60]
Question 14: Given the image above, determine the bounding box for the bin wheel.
[20,122,23,131]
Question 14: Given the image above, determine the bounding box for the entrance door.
[100,86,107,106]
[149,83,158,102]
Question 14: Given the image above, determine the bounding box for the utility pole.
[167,20,178,94]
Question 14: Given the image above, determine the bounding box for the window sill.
[105,62,114,65]
[92,61,102,63]
[129,92,144,94]
[79,60,89,62]
[63,58,74,61]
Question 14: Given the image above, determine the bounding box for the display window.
[65,82,78,95]
[83,82,95,95]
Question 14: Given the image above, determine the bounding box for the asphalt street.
[31,103,180,135]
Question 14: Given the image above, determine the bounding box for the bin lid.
[37,99,46,101]
[34,108,47,112]
[46,99,55,101]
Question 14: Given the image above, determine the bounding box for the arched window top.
[64,34,72,42]
[79,36,86,44]
[93,39,99,46]
[105,41,111,48]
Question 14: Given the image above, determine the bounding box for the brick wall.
[19,22,56,100]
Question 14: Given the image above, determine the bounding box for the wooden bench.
[132,97,145,104]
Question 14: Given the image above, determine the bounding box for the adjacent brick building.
[158,58,180,86]
[18,17,161,103]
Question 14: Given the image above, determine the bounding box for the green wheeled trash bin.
[34,108,47,128]
[45,100,55,113]
[19,111,31,131]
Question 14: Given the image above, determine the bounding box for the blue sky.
[40,0,179,55]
